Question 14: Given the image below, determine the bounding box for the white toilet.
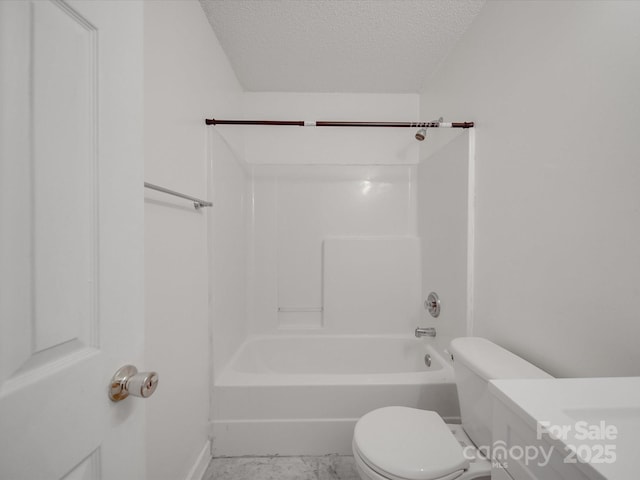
[352,337,552,480]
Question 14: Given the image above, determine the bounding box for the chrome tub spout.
[415,327,436,338]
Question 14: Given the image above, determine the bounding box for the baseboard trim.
[184,439,212,480]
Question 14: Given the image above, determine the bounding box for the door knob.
[109,365,158,402]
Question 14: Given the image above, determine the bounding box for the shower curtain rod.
[205,118,474,129]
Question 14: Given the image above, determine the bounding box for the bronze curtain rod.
[205,118,474,129]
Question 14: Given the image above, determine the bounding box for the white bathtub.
[212,335,459,456]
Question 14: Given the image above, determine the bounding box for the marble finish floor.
[204,455,360,480]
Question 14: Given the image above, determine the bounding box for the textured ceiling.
[200,0,485,93]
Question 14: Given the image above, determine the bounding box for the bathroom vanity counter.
[488,377,640,480]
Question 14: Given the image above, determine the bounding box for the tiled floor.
[203,455,360,480]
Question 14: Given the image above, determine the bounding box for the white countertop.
[489,377,640,480]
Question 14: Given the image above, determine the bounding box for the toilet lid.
[353,407,469,480]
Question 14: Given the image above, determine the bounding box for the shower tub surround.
[211,335,457,456]
[208,94,469,459]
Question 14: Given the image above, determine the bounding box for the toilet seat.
[353,445,465,480]
[353,406,470,480]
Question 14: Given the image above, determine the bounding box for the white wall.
[241,93,423,336]
[144,1,243,478]
[417,132,470,344]
[420,1,640,377]
[208,130,250,381]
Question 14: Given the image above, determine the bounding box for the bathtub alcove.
[209,97,472,457]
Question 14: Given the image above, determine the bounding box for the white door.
[0,1,145,479]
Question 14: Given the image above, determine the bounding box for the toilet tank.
[449,337,552,450]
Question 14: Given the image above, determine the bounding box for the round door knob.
[109,365,159,402]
